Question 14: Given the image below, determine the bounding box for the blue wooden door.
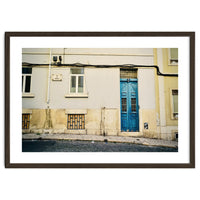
[120,79,139,132]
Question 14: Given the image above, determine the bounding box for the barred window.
[120,69,137,79]
[22,114,30,129]
[131,98,136,112]
[67,114,85,129]
[121,98,127,112]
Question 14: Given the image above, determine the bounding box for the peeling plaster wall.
[22,108,120,136]
[22,48,154,66]
[22,48,178,140]
[156,48,178,140]
[137,68,158,138]
[22,67,48,109]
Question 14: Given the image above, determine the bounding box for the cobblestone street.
[22,133,178,152]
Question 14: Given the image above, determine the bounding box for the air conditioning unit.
[52,55,62,65]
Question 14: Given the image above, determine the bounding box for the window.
[67,114,85,129]
[70,68,84,93]
[22,67,32,93]
[131,98,136,112]
[121,98,127,112]
[22,114,30,129]
[169,48,178,64]
[172,89,178,119]
[120,69,137,79]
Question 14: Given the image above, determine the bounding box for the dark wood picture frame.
[5,32,195,168]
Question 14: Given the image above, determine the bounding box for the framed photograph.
[5,32,195,168]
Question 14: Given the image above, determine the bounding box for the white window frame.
[168,48,178,65]
[22,74,31,93]
[65,68,88,98]
[22,67,34,98]
[70,74,85,93]
[69,68,85,92]
[170,88,178,120]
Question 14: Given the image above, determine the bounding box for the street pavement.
[22,133,178,148]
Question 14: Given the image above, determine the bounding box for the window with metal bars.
[67,114,85,129]
[131,98,136,112]
[22,114,30,129]
[121,98,127,112]
[120,69,137,79]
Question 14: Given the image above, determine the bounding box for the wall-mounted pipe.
[22,62,178,77]
[46,49,52,105]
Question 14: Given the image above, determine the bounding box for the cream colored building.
[22,48,178,140]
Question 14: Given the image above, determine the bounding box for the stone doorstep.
[22,133,178,148]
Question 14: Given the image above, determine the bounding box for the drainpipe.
[100,107,103,135]
[101,107,106,136]
[47,48,52,105]
[45,48,52,130]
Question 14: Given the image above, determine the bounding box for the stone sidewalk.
[22,133,178,148]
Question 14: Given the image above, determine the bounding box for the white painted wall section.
[157,48,166,127]
[138,68,156,109]
[49,68,120,109]
[22,48,155,66]
[22,68,48,109]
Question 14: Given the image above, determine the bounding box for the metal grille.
[120,69,137,79]
[22,114,30,129]
[67,114,85,129]
[121,98,127,112]
[131,98,136,112]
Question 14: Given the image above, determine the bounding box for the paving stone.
[22,133,178,148]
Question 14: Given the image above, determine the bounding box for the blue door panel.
[120,81,128,131]
[120,79,139,132]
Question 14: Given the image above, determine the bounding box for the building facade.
[22,48,178,140]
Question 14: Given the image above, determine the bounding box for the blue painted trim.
[120,78,138,82]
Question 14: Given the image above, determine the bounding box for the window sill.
[168,63,178,66]
[65,109,87,114]
[65,93,88,98]
[22,93,35,98]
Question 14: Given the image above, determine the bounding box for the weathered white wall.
[22,48,154,66]
[22,48,156,135]
[22,67,48,109]
[22,48,154,55]
[50,68,120,109]
[138,68,156,109]
[23,67,121,110]
[157,48,166,127]
[22,48,156,128]
[63,54,153,65]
